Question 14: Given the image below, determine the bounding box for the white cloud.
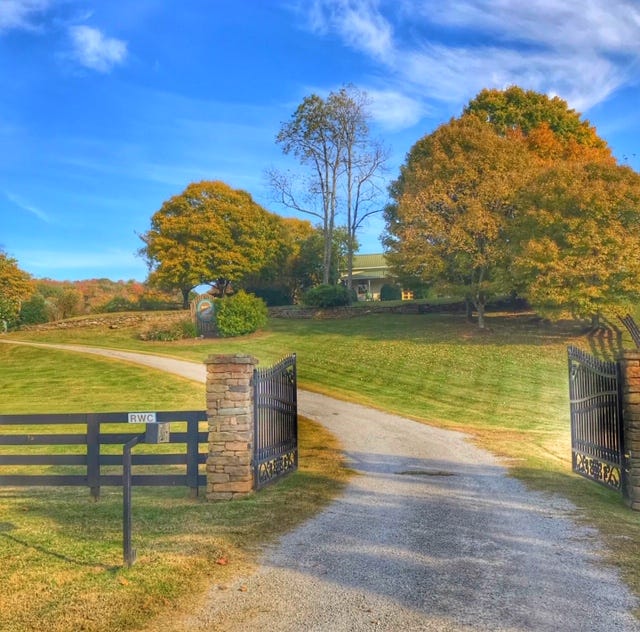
[0,0,50,32]
[69,25,127,73]
[306,0,394,60]
[298,0,640,120]
[5,191,51,223]
[401,43,625,112]
[425,0,640,56]
[366,88,428,129]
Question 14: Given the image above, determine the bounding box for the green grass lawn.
[0,343,349,632]
[4,309,640,624]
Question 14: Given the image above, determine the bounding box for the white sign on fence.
[127,412,157,424]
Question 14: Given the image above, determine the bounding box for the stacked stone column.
[205,354,258,500]
[619,351,640,510]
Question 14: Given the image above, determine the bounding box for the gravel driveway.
[4,341,638,630]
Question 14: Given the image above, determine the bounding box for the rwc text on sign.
[127,412,157,424]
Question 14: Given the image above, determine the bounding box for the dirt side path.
[3,340,638,631]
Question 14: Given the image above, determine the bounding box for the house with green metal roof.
[342,253,407,301]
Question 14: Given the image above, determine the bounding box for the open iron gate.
[253,354,298,489]
[568,346,625,491]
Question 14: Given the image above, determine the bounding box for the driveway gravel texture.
[4,341,639,631]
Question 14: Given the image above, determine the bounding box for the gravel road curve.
[3,341,638,631]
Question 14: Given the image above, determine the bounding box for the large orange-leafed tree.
[385,86,639,327]
[139,181,284,308]
[384,114,533,328]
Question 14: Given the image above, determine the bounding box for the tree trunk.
[477,301,486,329]
[181,287,190,310]
[322,226,332,285]
[346,235,355,290]
[465,297,474,322]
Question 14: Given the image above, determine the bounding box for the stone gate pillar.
[205,354,258,500]
[619,351,640,510]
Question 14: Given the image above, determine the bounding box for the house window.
[401,290,414,301]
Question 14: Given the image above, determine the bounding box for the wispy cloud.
[69,25,127,73]
[365,88,428,130]
[0,0,50,32]
[306,0,394,60]
[401,43,625,112]
[297,0,640,122]
[5,191,51,223]
[425,0,640,56]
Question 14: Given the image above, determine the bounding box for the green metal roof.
[342,253,392,280]
[351,253,388,269]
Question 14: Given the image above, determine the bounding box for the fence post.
[619,351,640,510]
[123,433,144,567]
[86,414,100,500]
[204,354,258,501]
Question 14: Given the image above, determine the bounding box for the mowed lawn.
[9,310,604,467]
[4,309,640,626]
[0,342,349,632]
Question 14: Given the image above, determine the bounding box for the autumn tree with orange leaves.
[384,114,533,328]
[140,181,285,308]
[0,250,33,329]
[385,86,640,327]
[511,161,640,322]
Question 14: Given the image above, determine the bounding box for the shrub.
[302,284,352,308]
[380,284,402,301]
[216,291,268,337]
[19,293,49,325]
[179,319,198,338]
[101,296,138,313]
[137,292,182,311]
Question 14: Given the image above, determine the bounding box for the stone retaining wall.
[20,311,184,331]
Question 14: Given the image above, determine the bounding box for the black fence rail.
[568,346,624,491]
[0,410,208,498]
[253,354,298,489]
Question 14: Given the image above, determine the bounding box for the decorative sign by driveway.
[191,294,217,336]
[196,297,215,322]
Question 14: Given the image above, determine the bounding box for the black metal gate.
[253,354,297,489]
[568,346,624,491]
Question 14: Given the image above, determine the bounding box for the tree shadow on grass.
[587,315,625,360]
[0,528,119,570]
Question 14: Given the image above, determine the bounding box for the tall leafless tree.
[268,85,388,286]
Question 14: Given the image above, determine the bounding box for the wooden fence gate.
[568,346,625,491]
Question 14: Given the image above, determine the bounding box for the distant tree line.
[0,257,183,329]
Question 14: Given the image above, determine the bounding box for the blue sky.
[1,0,639,282]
